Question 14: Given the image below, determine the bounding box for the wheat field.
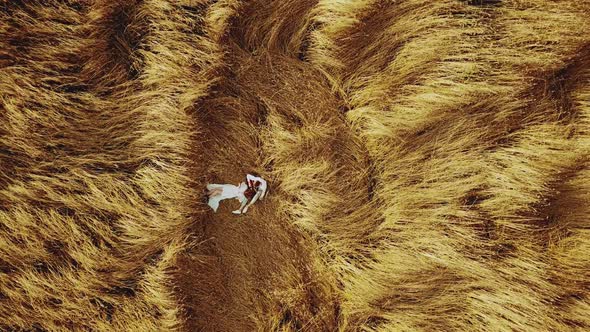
[1,0,589,331]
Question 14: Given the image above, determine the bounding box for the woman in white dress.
[206,173,268,214]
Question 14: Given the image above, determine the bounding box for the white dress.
[206,183,247,212]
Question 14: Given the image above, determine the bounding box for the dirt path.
[176,200,328,331]
[173,50,343,331]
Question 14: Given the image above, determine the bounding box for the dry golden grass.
[1,0,590,331]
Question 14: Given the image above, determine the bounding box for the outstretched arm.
[242,190,262,213]
[258,180,267,200]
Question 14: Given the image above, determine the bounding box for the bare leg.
[242,191,261,213]
[207,187,223,197]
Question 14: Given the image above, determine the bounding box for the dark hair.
[244,187,256,200]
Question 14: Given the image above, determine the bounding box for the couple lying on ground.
[206,173,268,214]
